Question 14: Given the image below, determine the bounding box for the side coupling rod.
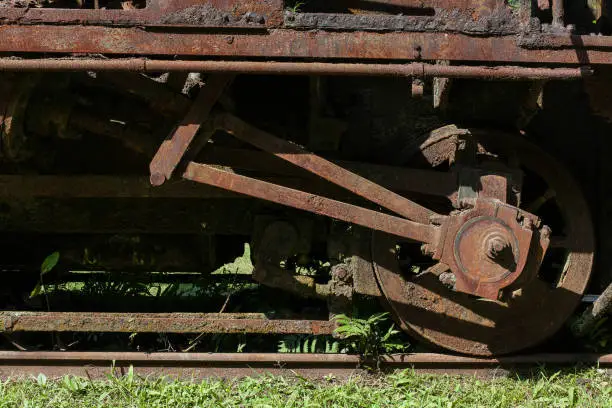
[148,75,440,246]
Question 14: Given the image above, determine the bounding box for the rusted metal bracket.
[149,74,233,186]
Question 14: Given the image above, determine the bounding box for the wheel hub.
[435,198,549,300]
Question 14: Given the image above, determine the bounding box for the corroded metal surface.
[215,113,437,224]
[0,60,592,79]
[434,198,548,300]
[0,0,284,27]
[372,127,594,355]
[183,114,546,300]
[0,175,236,198]
[0,28,610,64]
[183,162,439,244]
[0,312,335,334]
[284,9,518,35]
[0,352,610,380]
[149,75,232,186]
[0,73,38,161]
[0,0,604,360]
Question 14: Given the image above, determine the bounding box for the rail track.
[0,352,610,380]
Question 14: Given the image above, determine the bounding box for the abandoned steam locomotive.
[0,0,610,356]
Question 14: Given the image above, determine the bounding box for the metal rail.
[0,59,592,79]
[0,352,609,379]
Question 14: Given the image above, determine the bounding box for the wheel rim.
[372,126,595,356]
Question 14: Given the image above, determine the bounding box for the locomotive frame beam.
[0,28,610,65]
[0,166,461,200]
[0,60,592,79]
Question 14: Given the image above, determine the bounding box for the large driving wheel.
[373,126,595,355]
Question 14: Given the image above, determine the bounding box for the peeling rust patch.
[0,0,284,27]
[0,27,609,64]
[159,4,267,26]
[0,311,337,334]
[157,0,284,27]
[0,0,36,6]
[285,7,520,35]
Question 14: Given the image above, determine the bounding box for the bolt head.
[333,265,350,282]
[150,172,166,187]
[484,235,511,261]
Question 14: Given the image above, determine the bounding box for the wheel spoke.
[413,262,449,279]
[525,188,556,213]
[549,235,569,249]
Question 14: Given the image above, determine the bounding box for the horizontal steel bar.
[0,175,235,198]
[216,113,437,224]
[518,34,612,49]
[0,27,608,64]
[0,174,358,202]
[183,162,439,243]
[0,58,592,79]
[0,200,259,234]
[0,312,335,334]
[1,351,610,365]
[0,352,609,380]
[0,165,457,199]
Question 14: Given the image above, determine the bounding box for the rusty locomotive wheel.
[372,125,595,356]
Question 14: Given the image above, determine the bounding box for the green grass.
[0,368,610,407]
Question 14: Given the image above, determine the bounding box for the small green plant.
[61,376,88,394]
[211,243,253,275]
[35,373,47,388]
[333,313,407,364]
[581,316,612,352]
[82,279,149,298]
[30,251,60,305]
[506,0,521,10]
[278,335,339,353]
[286,0,306,13]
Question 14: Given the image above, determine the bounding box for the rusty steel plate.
[0,27,610,65]
[372,126,594,356]
[0,73,39,161]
